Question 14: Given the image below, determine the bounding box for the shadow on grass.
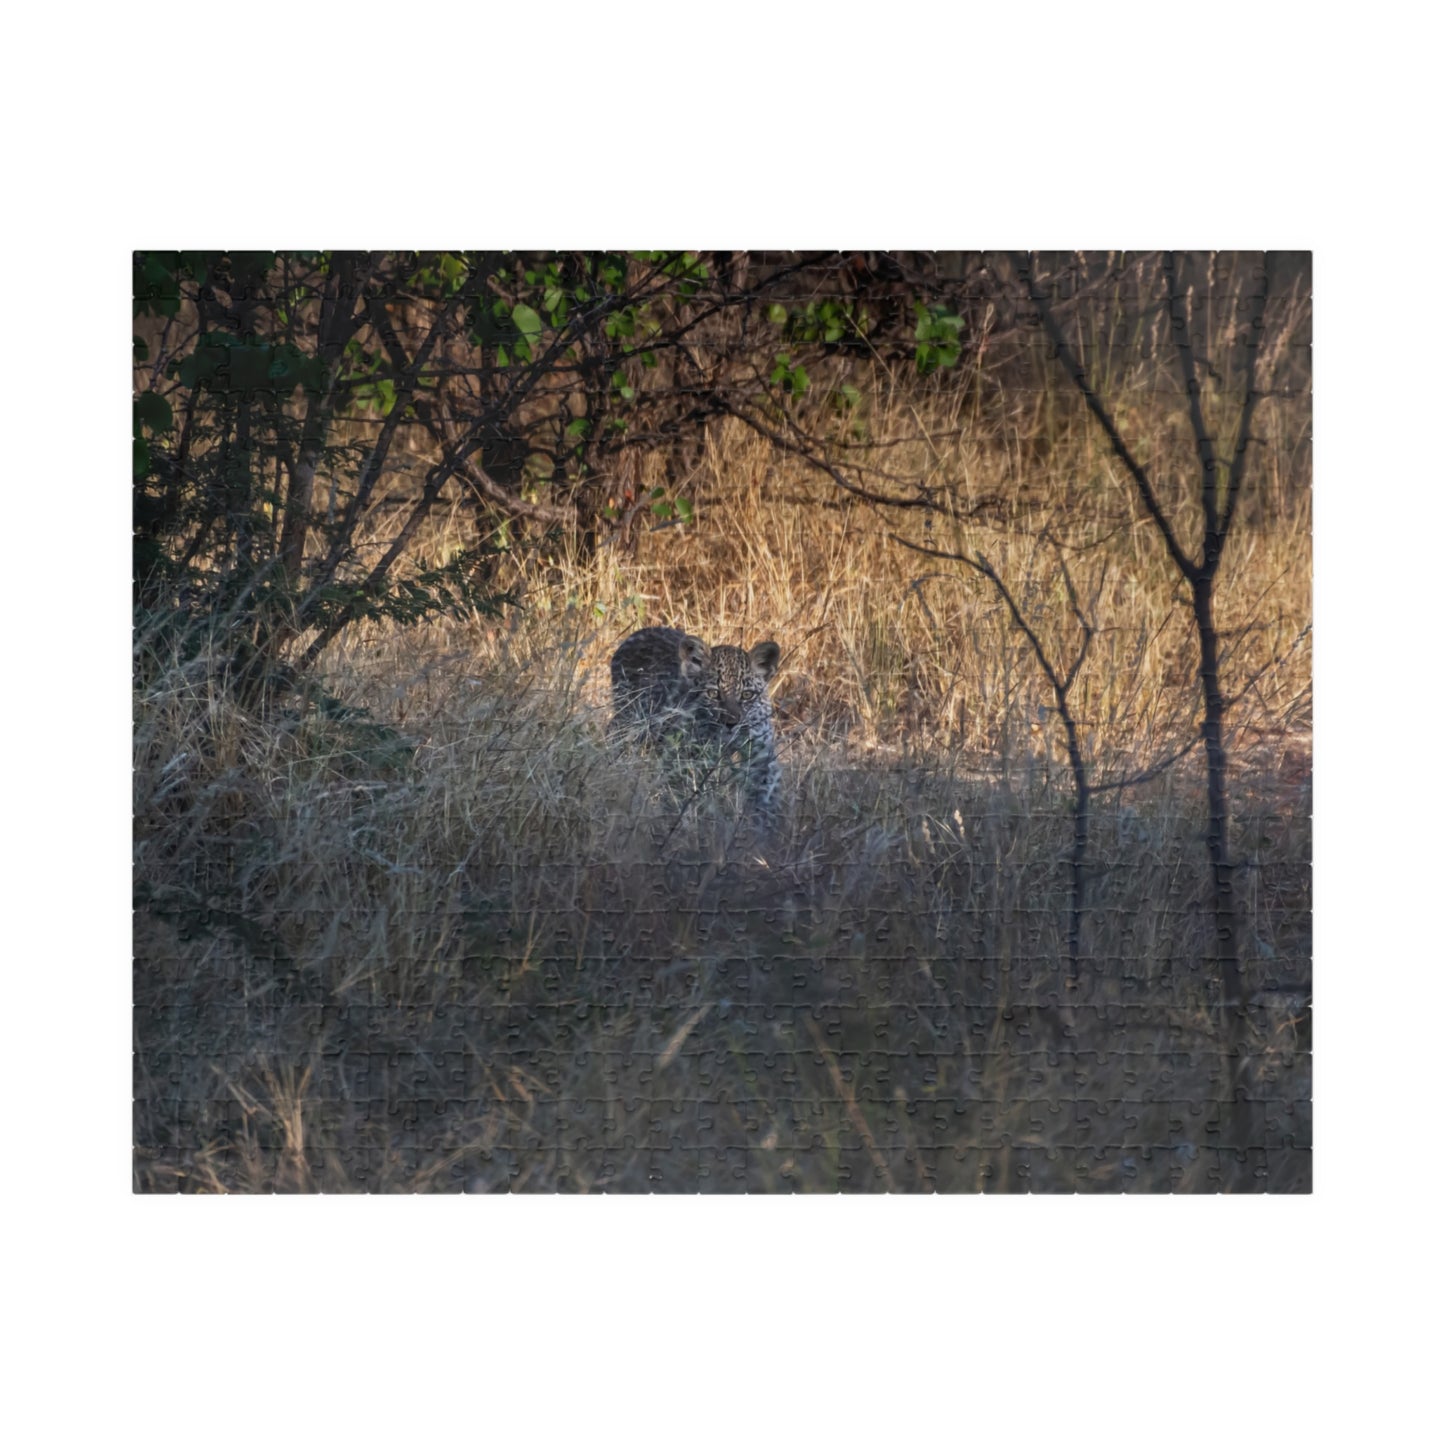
[133,698,1310,1193]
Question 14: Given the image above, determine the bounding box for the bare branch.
[717,396,938,509]
[1217,261,1272,553]
[277,253,380,590]
[1057,552,1097,692]
[1165,253,1222,538]
[425,399,577,527]
[1089,734,1203,795]
[1223,623,1312,711]
[1011,252,1200,584]
[301,271,479,612]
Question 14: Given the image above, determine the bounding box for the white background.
[3,3,1434,1439]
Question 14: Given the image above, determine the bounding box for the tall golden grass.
[134,375,1311,1192]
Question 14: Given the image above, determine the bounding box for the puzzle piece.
[133,250,1312,1193]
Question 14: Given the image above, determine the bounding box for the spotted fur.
[609,629,783,821]
[609,626,712,743]
[692,641,782,820]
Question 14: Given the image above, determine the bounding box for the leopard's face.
[696,641,782,818]
[609,628,783,823]
[703,641,781,731]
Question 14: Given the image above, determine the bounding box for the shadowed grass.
[135,350,1310,1191]
[134,605,1309,1192]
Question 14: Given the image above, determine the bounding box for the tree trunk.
[1192,573,1243,1006]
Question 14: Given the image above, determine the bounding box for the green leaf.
[511,303,543,345]
[913,305,965,374]
[133,336,150,363]
[135,391,174,434]
[675,496,695,524]
[134,253,182,318]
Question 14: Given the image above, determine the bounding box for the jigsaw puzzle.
[133,250,1311,1192]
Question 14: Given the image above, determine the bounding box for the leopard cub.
[693,641,783,820]
[609,626,712,744]
[608,628,783,821]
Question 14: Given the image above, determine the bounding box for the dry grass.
[134,386,1311,1192]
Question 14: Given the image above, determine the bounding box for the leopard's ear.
[678,634,710,676]
[749,641,781,680]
